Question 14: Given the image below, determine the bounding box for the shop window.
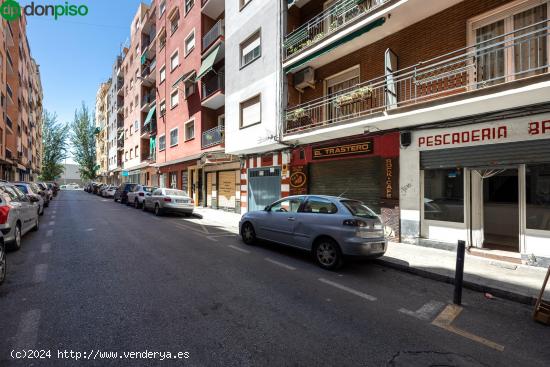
[526,164,550,231]
[424,169,464,223]
[302,197,338,214]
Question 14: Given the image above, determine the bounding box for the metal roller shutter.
[248,168,281,212]
[420,139,550,169]
[309,158,381,212]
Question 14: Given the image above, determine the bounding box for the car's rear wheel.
[0,240,6,285]
[8,223,22,251]
[134,199,140,209]
[32,216,39,232]
[154,204,162,216]
[313,238,343,270]
[241,222,256,245]
[142,201,148,211]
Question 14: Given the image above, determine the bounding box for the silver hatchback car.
[0,183,40,251]
[143,188,194,216]
[239,195,387,270]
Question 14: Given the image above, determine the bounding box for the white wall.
[224,0,285,155]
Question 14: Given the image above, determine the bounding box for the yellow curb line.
[431,304,505,352]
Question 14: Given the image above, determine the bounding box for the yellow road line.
[431,304,505,352]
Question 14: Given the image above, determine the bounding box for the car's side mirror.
[264,205,271,212]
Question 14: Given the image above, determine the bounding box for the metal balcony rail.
[284,0,388,59]
[201,72,224,100]
[203,20,224,51]
[285,19,550,134]
[141,92,156,107]
[201,125,224,148]
[117,78,124,90]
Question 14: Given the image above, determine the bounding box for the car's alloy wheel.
[0,242,6,285]
[13,225,21,251]
[314,239,343,270]
[32,217,39,232]
[241,222,256,245]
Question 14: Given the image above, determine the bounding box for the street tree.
[70,103,98,180]
[40,111,69,181]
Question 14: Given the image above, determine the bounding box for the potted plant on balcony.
[335,86,373,108]
[286,107,312,131]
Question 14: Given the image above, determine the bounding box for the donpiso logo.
[1,0,89,21]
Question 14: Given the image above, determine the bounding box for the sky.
[25,0,146,162]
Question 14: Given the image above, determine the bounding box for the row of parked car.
[0,181,59,286]
[84,182,194,216]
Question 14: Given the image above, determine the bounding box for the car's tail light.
[0,206,10,224]
[163,197,172,202]
[138,192,144,196]
[343,219,367,227]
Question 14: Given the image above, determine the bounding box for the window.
[170,89,179,108]
[240,95,261,128]
[158,135,166,151]
[470,1,548,87]
[159,65,166,83]
[170,50,179,71]
[270,197,304,213]
[159,30,166,50]
[424,169,464,223]
[302,197,338,214]
[185,120,194,140]
[170,172,178,189]
[160,100,166,115]
[240,0,252,10]
[185,0,194,14]
[134,120,139,133]
[135,146,139,158]
[170,128,179,147]
[159,0,166,16]
[240,31,261,67]
[526,164,550,231]
[184,30,195,56]
[184,80,195,98]
[130,149,133,159]
[169,9,179,35]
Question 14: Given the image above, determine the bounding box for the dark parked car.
[114,183,137,204]
[47,182,59,197]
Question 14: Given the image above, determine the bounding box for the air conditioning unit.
[294,67,315,92]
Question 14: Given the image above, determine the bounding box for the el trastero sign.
[312,140,373,160]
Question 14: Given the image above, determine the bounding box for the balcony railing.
[203,20,224,52]
[285,19,550,134]
[284,0,388,60]
[141,91,156,108]
[201,72,224,100]
[201,125,224,148]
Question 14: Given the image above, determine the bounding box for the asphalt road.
[0,190,548,366]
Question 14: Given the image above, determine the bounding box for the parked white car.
[143,188,193,216]
[102,186,117,198]
[127,185,157,209]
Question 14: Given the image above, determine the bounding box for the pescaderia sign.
[312,140,373,160]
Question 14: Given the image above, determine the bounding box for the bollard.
[454,240,466,305]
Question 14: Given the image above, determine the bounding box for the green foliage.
[40,111,69,181]
[70,103,97,180]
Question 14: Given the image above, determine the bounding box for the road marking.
[206,234,237,242]
[33,264,48,283]
[46,230,53,237]
[228,245,250,254]
[40,243,51,253]
[399,300,445,320]
[431,304,504,352]
[48,221,55,226]
[13,310,41,350]
[85,228,95,232]
[265,258,297,271]
[318,278,377,301]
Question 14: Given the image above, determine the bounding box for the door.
[259,197,304,245]
[248,167,282,212]
[325,67,360,123]
[482,168,519,252]
[206,172,214,207]
[218,171,236,210]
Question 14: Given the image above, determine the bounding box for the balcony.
[116,78,124,95]
[284,0,388,60]
[201,125,224,149]
[201,72,225,110]
[141,91,156,112]
[284,19,550,135]
[203,20,224,53]
[201,0,224,19]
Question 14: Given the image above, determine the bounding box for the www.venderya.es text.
[11,349,190,361]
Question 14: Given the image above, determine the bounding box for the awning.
[144,106,156,126]
[196,45,221,82]
[285,17,386,73]
[118,131,124,140]
[141,50,148,65]
[172,70,196,89]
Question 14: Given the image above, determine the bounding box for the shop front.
[400,113,550,266]
[289,132,400,240]
[201,153,241,213]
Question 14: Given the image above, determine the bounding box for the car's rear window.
[143,187,155,192]
[165,189,187,196]
[341,200,378,219]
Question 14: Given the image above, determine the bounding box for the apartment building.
[279,0,550,265]
[0,19,7,178]
[3,15,43,182]
[95,80,110,182]
[106,55,124,185]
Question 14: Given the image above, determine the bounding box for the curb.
[374,258,536,306]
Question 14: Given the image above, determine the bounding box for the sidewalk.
[377,242,550,305]
[191,208,549,305]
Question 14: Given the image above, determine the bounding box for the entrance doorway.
[482,169,519,252]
